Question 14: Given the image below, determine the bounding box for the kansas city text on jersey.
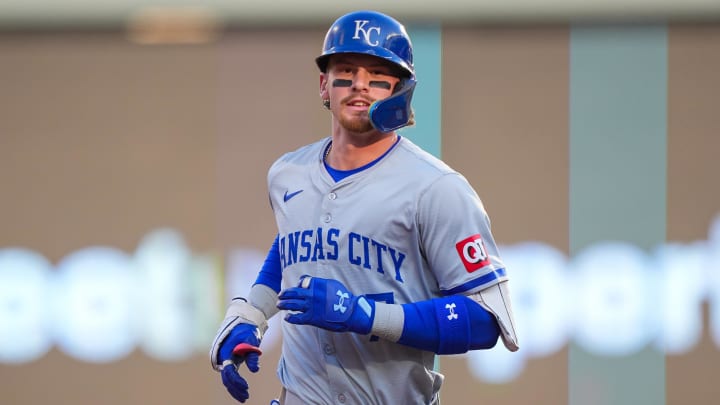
[278,227,407,283]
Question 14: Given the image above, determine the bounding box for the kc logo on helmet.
[353,20,381,46]
[456,234,490,272]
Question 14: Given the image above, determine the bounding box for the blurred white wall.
[2,0,720,29]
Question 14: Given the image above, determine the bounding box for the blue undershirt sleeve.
[396,295,500,354]
[253,235,282,293]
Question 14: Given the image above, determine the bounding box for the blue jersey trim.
[324,136,402,182]
[440,267,506,296]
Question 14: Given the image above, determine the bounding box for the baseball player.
[210,10,519,405]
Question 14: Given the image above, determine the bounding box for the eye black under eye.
[369,81,392,90]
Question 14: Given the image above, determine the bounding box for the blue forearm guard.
[397,295,500,354]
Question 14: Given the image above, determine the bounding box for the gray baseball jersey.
[267,136,507,405]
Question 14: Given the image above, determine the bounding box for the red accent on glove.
[232,343,262,356]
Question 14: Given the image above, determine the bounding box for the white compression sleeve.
[248,283,280,320]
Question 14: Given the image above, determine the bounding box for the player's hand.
[277,276,375,334]
[217,324,262,403]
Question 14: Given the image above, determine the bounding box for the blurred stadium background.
[1,1,719,404]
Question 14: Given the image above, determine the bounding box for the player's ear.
[319,74,330,110]
[319,73,329,99]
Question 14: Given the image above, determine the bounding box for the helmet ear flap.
[368,78,416,133]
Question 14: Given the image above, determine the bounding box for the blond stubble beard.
[338,111,373,133]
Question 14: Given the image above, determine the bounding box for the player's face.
[321,54,402,133]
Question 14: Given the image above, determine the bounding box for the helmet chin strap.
[368,78,416,133]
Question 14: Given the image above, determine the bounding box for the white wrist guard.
[370,302,404,342]
[209,297,269,371]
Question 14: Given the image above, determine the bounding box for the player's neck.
[327,131,397,171]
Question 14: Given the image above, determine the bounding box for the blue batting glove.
[277,276,375,334]
[217,324,262,403]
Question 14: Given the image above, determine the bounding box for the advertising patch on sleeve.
[455,234,491,273]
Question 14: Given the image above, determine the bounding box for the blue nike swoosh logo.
[283,189,304,202]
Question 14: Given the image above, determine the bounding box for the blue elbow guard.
[398,295,500,354]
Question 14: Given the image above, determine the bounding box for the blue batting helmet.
[316,10,415,79]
